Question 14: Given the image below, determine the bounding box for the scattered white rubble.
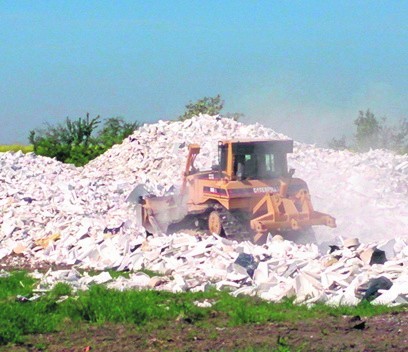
[17,234,408,307]
[1,115,407,305]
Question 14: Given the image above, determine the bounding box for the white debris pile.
[26,234,408,306]
[0,151,144,264]
[84,115,287,196]
[290,146,408,242]
[0,116,288,264]
[85,114,408,242]
[1,114,408,305]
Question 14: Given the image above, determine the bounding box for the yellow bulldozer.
[128,139,336,243]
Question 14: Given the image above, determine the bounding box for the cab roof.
[218,139,293,153]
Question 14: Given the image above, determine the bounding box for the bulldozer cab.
[218,140,293,181]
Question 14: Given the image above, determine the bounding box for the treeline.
[29,114,140,166]
[28,95,241,166]
[26,96,407,167]
[328,110,407,154]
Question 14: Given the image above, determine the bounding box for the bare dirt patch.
[2,311,407,352]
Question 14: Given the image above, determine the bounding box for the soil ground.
[2,311,407,352]
[2,256,407,351]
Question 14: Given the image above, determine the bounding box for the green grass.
[0,271,406,345]
[0,144,33,153]
[76,268,163,279]
[76,268,131,279]
[0,270,36,299]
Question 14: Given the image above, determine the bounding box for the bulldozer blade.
[147,213,169,234]
[133,201,168,234]
[134,203,144,228]
[126,184,150,204]
[253,232,268,245]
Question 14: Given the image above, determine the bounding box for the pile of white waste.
[1,115,407,305]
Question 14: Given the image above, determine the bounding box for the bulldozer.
[128,139,336,243]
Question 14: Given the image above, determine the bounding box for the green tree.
[222,112,244,121]
[29,113,101,164]
[354,109,383,151]
[178,94,244,121]
[178,95,224,121]
[328,109,407,154]
[328,135,348,150]
[386,118,408,154]
[29,114,140,166]
[97,117,140,149]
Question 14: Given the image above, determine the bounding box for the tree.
[97,117,141,149]
[29,113,102,165]
[178,94,244,121]
[387,118,408,154]
[328,109,408,154]
[29,114,140,166]
[354,109,383,151]
[178,95,224,121]
[222,112,244,121]
[328,135,348,150]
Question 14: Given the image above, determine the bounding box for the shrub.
[97,117,140,149]
[354,109,383,151]
[29,114,140,166]
[328,109,407,154]
[178,95,244,121]
[327,135,348,151]
[178,95,224,121]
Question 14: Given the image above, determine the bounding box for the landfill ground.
[1,261,407,352]
[1,311,407,352]
[1,116,407,351]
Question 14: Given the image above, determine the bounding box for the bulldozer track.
[217,209,253,242]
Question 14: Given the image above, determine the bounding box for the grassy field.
[0,144,33,153]
[0,270,406,351]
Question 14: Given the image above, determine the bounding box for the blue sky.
[1,1,407,145]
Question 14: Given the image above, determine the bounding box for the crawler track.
[217,209,253,242]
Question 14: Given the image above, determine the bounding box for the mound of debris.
[1,115,407,305]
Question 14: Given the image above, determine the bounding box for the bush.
[29,114,140,166]
[178,95,224,121]
[386,118,408,154]
[354,109,383,151]
[97,117,140,149]
[178,95,244,121]
[328,109,408,154]
[327,135,347,151]
[222,112,245,121]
